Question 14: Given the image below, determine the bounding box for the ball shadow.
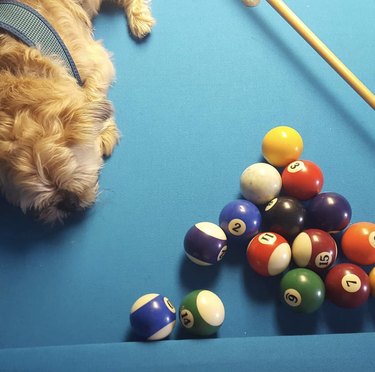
[275,300,320,335]
[322,300,366,333]
[179,255,221,291]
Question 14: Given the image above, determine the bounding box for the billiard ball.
[179,289,225,336]
[281,160,324,200]
[240,163,282,205]
[369,267,375,297]
[246,232,291,276]
[292,229,337,272]
[280,268,325,313]
[130,294,176,340]
[219,200,261,246]
[262,196,306,240]
[341,222,375,265]
[308,192,352,233]
[325,263,370,308]
[184,222,228,266]
[262,126,303,167]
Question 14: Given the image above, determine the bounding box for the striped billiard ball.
[246,232,291,276]
[179,289,225,336]
[130,294,176,340]
[292,229,337,272]
[184,222,228,265]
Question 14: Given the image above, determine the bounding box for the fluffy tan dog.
[0,0,155,222]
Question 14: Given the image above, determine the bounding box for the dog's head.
[0,73,113,223]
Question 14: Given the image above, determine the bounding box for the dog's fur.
[0,0,154,222]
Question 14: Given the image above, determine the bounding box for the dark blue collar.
[0,0,83,85]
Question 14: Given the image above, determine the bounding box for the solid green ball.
[280,268,325,313]
[179,290,225,336]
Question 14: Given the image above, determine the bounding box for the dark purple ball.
[308,192,351,233]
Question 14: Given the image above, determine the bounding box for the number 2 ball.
[184,222,228,265]
[282,160,324,200]
[246,232,291,276]
[219,200,261,246]
[280,268,325,313]
[292,229,337,272]
[130,294,176,340]
[325,263,370,308]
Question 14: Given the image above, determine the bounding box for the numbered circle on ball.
[217,245,228,261]
[265,198,278,212]
[179,309,194,329]
[369,232,375,248]
[228,218,247,236]
[258,232,277,245]
[342,274,361,293]
[164,297,176,313]
[287,161,305,174]
[284,288,302,307]
[315,252,333,268]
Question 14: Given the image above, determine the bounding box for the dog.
[0,0,155,223]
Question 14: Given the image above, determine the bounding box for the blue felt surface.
[0,0,374,370]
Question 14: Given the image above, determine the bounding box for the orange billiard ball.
[341,222,375,265]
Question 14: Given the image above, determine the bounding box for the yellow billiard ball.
[262,126,303,167]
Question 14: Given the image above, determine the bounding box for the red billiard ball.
[282,160,324,200]
[262,196,306,240]
[246,232,291,276]
[308,192,352,233]
[325,263,370,308]
[341,222,375,265]
[292,229,337,272]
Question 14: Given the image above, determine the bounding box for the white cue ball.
[242,0,261,7]
[240,163,282,205]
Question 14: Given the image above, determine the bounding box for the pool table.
[1,0,375,370]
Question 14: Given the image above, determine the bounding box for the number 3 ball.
[219,200,261,245]
[246,232,291,276]
[341,222,375,265]
[325,263,370,308]
[130,294,176,340]
[281,160,324,200]
[179,290,225,336]
[292,229,337,272]
[184,222,228,266]
[280,268,325,313]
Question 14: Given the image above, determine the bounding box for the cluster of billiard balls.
[129,289,225,340]
[130,126,375,340]
[184,126,375,314]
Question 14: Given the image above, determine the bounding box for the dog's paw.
[126,2,155,39]
[100,118,120,157]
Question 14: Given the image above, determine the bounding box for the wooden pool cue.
[243,0,375,109]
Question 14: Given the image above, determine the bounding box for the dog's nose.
[57,191,81,212]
